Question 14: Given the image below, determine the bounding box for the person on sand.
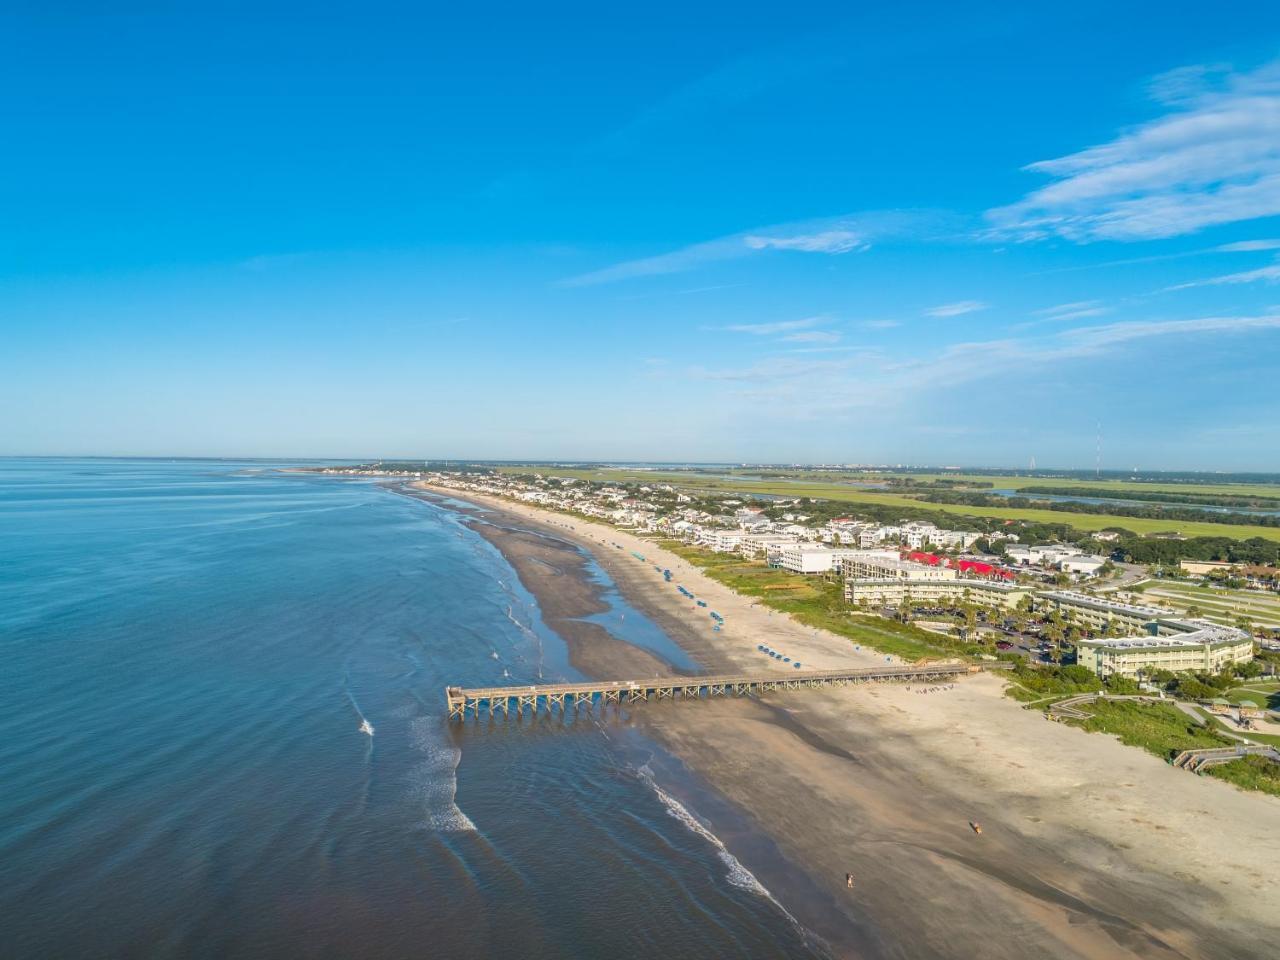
[845,873,854,889]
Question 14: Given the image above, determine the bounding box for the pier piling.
[445,663,999,722]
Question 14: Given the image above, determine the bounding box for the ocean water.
[0,459,818,959]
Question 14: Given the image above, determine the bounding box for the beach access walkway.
[1174,744,1280,772]
[446,662,1006,721]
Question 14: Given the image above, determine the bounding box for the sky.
[4,2,1280,469]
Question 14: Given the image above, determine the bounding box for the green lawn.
[499,466,1280,542]
[1222,684,1280,710]
[1068,700,1231,759]
[658,540,974,663]
[1207,755,1280,797]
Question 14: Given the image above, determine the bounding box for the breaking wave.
[636,765,793,917]
[408,717,477,833]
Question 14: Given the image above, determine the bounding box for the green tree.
[1178,679,1214,700]
[1239,659,1264,679]
[1105,675,1140,695]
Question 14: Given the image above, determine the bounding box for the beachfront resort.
[313,462,1280,798]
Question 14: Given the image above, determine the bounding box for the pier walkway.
[446,662,1001,721]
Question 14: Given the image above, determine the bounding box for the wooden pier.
[446,662,993,721]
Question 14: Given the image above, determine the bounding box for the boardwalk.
[1173,744,1280,772]
[446,662,997,721]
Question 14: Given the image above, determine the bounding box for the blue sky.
[5,2,1280,468]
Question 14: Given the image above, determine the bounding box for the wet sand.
[417,483,1280,960]
[466,517,685,681]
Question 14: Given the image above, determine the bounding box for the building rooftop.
[1038,590,1168,619]
[1077,626,1251,650]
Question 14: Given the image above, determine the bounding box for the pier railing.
[446,662,1001,721]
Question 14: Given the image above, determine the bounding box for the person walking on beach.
[845,873,854,889]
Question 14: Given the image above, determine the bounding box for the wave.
[407,717,477,834]
[344,680,374,739]
[636,765,794,915]
[503,603,544,679]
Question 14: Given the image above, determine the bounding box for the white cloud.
[1216,239,1280,252]
[925,300,987,318]
[1060,312,1280,348]
[1034,299,1101,316]
[1145,63,1234,106]
[743,229,867,253]
[690,311,1280,412]
[987,58,1280,241]
[557,210,937,287]
[1027,300,1109,323]
[1165,260,1280,291]
[687,356,859,382]
[721,316,826,335]
[780,330,842,344]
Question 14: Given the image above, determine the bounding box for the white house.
[1059,555,1107,575]
[777,545,839,574]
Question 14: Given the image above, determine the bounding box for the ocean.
[0,459,818,959]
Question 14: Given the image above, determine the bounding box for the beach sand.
[419,482,1280,959]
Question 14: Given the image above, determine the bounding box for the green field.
[1131,580,1280,626]
[876,472,1280,499]
[501,466,1280,542]
[657,540,974,663]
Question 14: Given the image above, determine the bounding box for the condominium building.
[844,578,1031,609]
[1075,630,1254,678]
[777,544,841,574]
[1034,591,1174,634]
[1039,591,1254,677]
[705,531,744,553]
[842,556,957,582]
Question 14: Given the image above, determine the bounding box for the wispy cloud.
[721,316,826,335]
[1028,300,1109,323]
[1034,300,1100,316]
[1216,239,1280,252]
[557,210,939,287]
[925,300,987,318]
[689,311,1280,412]
[784,344,861,354]
[686,356,860,382]
[780,330,841,344]
[743,229,867,253]
[1165,259,1280,291]
[1059,312,1280,348]
[987,58,1280,241]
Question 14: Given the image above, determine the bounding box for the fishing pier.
[446,662,992,721]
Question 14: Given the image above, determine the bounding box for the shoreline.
[414,482,1280,960]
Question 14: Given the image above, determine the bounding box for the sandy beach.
[419,482,1280,960]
